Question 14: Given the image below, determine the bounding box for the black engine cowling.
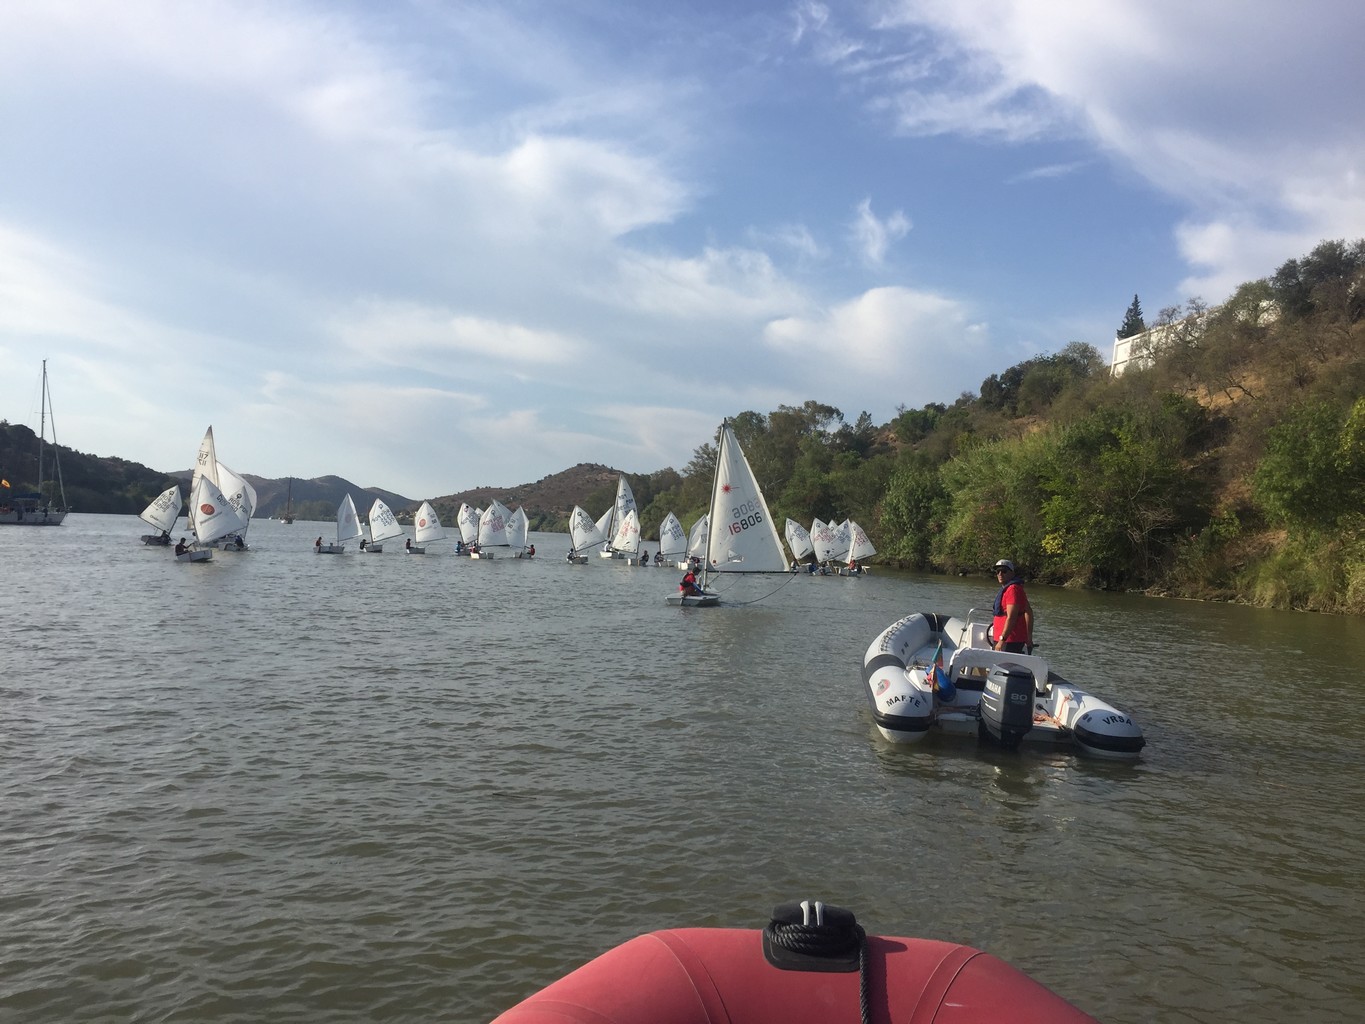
[979,664,1035,750]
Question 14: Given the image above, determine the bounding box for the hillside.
[0,421,626,527]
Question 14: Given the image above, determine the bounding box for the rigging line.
[717,570,802,606]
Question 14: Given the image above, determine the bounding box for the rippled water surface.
[3,516,1363,1023]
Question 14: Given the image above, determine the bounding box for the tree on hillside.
[1118,294,1146,338]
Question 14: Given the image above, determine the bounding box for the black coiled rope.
[762,902,870,1024]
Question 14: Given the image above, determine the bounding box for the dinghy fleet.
[136,421,1145,756]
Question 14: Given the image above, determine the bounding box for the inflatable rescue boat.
[491,901,1098,1023]
[862,610,1145,758]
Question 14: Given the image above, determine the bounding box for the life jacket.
[680,572,696,592]
[992,580,1030,643]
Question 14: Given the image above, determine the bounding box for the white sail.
[610,508,640,556]
[369,498,404,544]
[506,506,529,551]
[705,422,788,573]
[613,475,637,529]
[810,518,839,562]
[785,518,814,561]
[569,505,606,550]
[215,462,256,536]
[599,475,638,554]
[336,494,363,544]
[187,426,218,533]
[658,512,687,559]
[687,514,709,557]
[847,520,877,561]
[457,503,482,545]
[594,506,614,555]
[414,501,446,544]
[830,519,853,562]
[139,485,182,534]
[478,500,512,547]
[190,474,250,546]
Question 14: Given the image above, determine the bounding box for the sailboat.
[658,511,687,568]
[608,508,642,564]
[597,474,638,558]
[186,426,217,539]
[507,506,534,558]
[810,518,839,570]
[410,500,445,554]
[844,520,876,574]
[1,360,68,526]
[316,494,361,554]
[784,518,815,570]
[566,505,606,563]
[213,461,256,551]
[180,473,250,562]
[472,499,512,558]
[280,478,295,523]
[456,502,482,555]
[686,514,708,567]
[138,485,182,545]
[665,420,788,607]
[365,498,403,553]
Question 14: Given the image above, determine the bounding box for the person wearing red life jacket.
[990,559,1033,654]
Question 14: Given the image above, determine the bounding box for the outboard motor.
[979,664,1035,750]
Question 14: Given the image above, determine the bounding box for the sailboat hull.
[176,549,212,563]
[0,504,67,526]
[666,592,720,608]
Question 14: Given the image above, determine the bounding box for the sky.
[2,0,1362,500]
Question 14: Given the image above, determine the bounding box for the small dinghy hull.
[492,902,1097,1024]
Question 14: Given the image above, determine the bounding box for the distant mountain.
[1,421,624,525]
[426,463,622,530]
[166,471,414,524]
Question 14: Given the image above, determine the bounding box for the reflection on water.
[1,516,1362,1023]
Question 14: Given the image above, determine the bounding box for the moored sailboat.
[1,360,68,526]
[280,478,295,523]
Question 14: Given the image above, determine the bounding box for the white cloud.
[763,286,987,408]
[833,1,1365,295]
[850,199,911,266]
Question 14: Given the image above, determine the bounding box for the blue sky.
[2,0,1362,500]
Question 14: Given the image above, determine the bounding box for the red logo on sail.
[199,502,216,515]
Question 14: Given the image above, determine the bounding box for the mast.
[702,420,726,590]
[37,360,67,511]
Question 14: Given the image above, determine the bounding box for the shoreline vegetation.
[4,239,1361,615]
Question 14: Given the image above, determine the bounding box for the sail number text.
[727,500,765,535]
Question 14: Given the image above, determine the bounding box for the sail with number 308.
[666,421,788,607]
[706,421,788,573]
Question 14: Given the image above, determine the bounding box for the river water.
[2,515,1362,1023]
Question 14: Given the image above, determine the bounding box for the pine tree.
[1117,294,1146,338]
